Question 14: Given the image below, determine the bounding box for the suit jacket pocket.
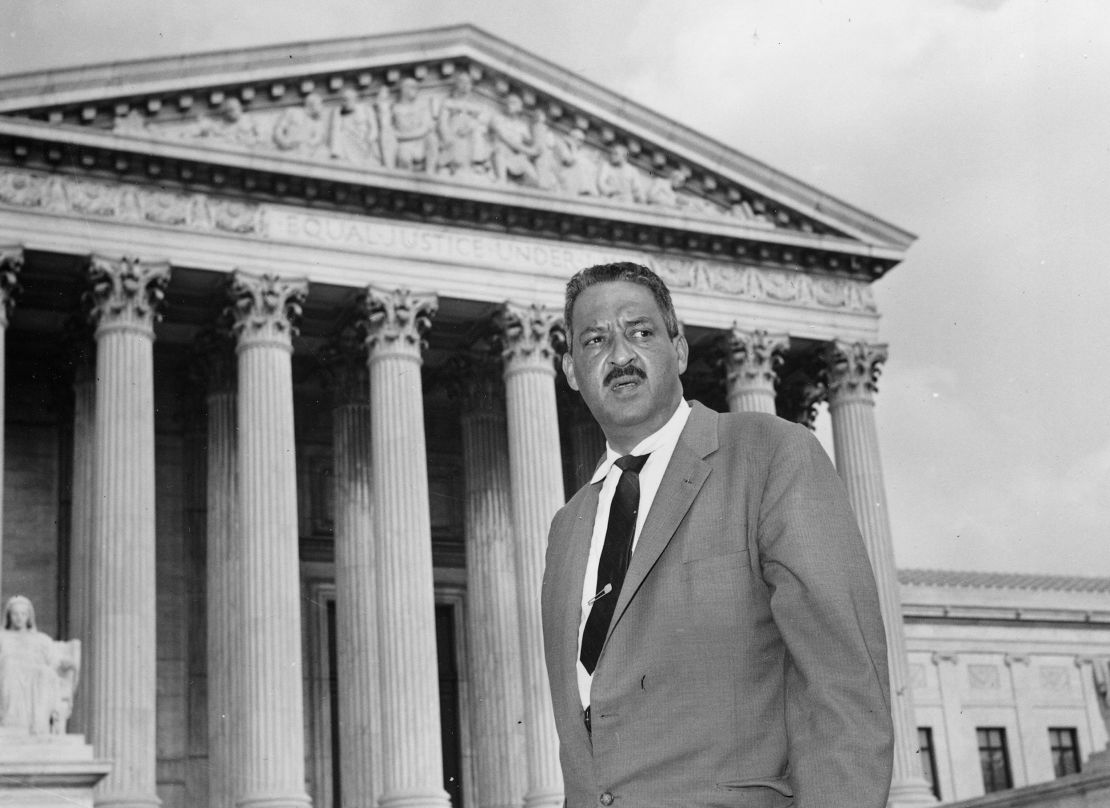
[714,772,794,803]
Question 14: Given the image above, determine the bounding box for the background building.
[0,24,1105,808]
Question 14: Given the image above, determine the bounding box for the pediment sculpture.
[108,71,771,227]
[0,595,80,736]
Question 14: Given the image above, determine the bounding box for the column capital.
[824,339,888,406]
[496,301,565,371]
[931,651,959,666]
[725,327,789,387]
[0,246,23,328]
[1004,653,1031,667]
[362,286,437,358]
[227,271,307,351]
[319,326,370,406]
[86,255,170,337]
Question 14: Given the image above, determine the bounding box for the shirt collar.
[589,399,691,485]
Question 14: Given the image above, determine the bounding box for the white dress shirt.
[577,399,692,708]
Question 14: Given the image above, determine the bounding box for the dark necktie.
[580,453,650,675]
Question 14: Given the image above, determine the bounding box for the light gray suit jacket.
[541,403,893,808]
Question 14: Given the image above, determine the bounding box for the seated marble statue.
[0,595,77,735]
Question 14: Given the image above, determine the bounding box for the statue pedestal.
[0,733,110,807]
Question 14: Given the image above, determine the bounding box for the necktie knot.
[614,453,649,474]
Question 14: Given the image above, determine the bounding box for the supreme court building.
[0,23,1052,808]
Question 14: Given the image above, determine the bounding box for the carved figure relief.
[99,73,785,225]
[597,144,644,204]
[380,79,438,173]
[273,92,329,158]
[0,596,79,735]
[437,72,492,178]
[328,88,381,167]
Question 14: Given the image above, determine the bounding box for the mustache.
[604,365,647,385]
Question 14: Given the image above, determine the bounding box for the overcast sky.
[3,0,1108,577]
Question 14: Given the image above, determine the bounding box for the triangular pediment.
[0,25,913,277]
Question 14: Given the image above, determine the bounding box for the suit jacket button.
[599,792,614,806]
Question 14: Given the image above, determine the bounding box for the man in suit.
[542,262,893,807]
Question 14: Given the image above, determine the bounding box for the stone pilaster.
[363,287,450,808]
[66,325,95,737]
[932,653,977,799]
[323,331,383,808]
[197,332,238,808]
[0,246,21,592]
[825,340,936,807]
[496,301,565,808]
[227,271,311,808]
[1004,654,1038,783]
[724,327,788,414]
[86,254,169,808]
[449,355,527,808]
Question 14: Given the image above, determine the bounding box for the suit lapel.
[605,402,719,643]
[560,482,599,733]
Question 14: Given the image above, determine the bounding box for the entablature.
[0,25,914,281]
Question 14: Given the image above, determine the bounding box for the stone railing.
[940,771,1110,808]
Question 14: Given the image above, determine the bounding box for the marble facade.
[0,24,1000,808]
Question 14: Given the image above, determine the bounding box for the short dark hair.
[563,262,680,350]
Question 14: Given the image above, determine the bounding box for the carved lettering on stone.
[362,287,437,353]
[227,271,308,348]
[86,255,170,334]
[496,301,565,367]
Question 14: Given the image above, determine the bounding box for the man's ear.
[561,351,580,391]
[673,334,689,375]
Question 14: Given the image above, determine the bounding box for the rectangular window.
[1049,727,1081,778]
[977,727,1013,793]
[917,727,940,799]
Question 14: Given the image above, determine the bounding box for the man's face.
[562,280,688,452]
[8,602,29,630]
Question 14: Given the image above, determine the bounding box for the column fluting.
[326,335,383,808]
[825,340,936,807]
[452,356,527,808]
[497,302,565,808]
[724,328,788,415]
[228,271,311,808]
[363,287,450,808]
[67,332,95,737]
[200,334,239,808]
[87,255,169,808]
[0,247,21,592]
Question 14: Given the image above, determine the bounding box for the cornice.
[0,117,900,282]
[0,24,915,254]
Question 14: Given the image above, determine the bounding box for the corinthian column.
[724,327,788,414]
[228,271,311,808]
[198,332,238,808]
[362,287,450,808]
[497,302,565,808]
[825,340,936,808]
[67,329,95,736]
[324,332,382,808]
[86,254,170,808]
[0,247,21,590]
[449,355,526,808]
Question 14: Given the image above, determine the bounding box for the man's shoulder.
[692,404,806,449]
